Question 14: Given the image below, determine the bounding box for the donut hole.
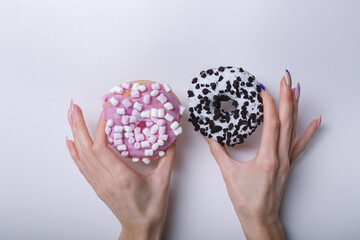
[220,99,237,113]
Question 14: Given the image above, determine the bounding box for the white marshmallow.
[142,128,151,136]
[106,119,114,127]
[133,102,143,111]
[164,84,172,92]
[122,99,132,108]
[152,143,159,151]
[165,113,174,122]
[131,90,140,99]
[114,86,124,94]
[157,109,165,118]
[158,151,165,157]
[110,97,119,106]
[132,158,139,162]
[107,137,113,143]
[132,82,140,91]
[151,90,159,96]
[122,82,131,89]
[180,105,185,115]
[114,125,123,132]
[151,108,158,118]
[124,126,133,132]
[117,144,127,151]
[144,149,154,156]
[124,132,134,138]
[116,108,125,115]
[142,158,150,164]
[129,116,137,123]
[151,83,161,90]
[157,94,167,104]
[173,126,182,136]
[138,85,147,92]
[150,125,159,134]
[122,115,130,124]
[141,141,150,148]
[157,140,164,146]
[141,110,150,118]
[164,102,174,110]
[170,121,180,130]
[143,94,151,104]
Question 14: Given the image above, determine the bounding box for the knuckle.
[92,143,104,156]
[260,159,279,173]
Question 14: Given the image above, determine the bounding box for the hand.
[66,102,175,240]
[207,72,321,240]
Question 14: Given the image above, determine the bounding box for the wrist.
[119,223,163,240]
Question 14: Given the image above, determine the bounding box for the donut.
[102,80,184,164]
[187,66,264,147]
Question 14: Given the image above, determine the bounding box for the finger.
[153,143,176,181]
[278,71,293,163]
[290,117,321,165]
[290,83,301,151]
[92,111,133,174]
[257,85,280,159]
[207,138,234,172]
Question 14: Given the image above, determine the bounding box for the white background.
[1,1,360,239]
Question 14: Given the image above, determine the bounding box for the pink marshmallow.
[151,83,161,89]
[159,126,167,134]
[131,90,140,98]
[128,137,135,144]
[132,109,140,117]
[121,151,129,157]
[113,132,123,139]
[157,93,168,104]
[122,115,130,124]
[114,139,123,146]
[143,94,151,104]
[135,133,145,142]
[134,142,141,149]
[105,126,112,135]
[134,127,141,134]
[157,119,166,125]
[149,135,158,144]
[159,134,168,141]
[146,121,154,127]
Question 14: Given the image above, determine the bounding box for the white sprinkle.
[151,90,159,96]
[170,121,179,130]
[157,94,167,104]
[124,132,134,138]
[132,82,140,91]
[110,97,119,106]
[144,149,154,156]
[152,143,159,151]
[173,126,182,136]
[164,102,174,110]
[129,116,137,123]
[122,82,130,89]
[142,128,151,136]
[138,85,147,92]
[116,108,125,115]
[151,83,161,90]
[158,151,165,157]
[141,110,150,118]
[164,84,172,92]
[132,158,139,162]
[106,119,114,127]
[133,102,143,111]
[150,125,159,134]
[151,108,158,118]
[165,113,174,122]
[180,106,185,115]
[114,126,123,132]
[142,158,150,164]
[157,140,164,146]
[122,99,132,108]
[141,141,150,148]
[143,94,151,104]
[117,144,127,151]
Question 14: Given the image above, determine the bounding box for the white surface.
[1,1,360,239]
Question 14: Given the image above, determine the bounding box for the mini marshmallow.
[132,109,140,117]
[157,109,165,118]
[180,105,185,115]
[151,125,159,134]
[117,144,127,151]
[106,119,114,127]
[129,116,137,123]
[157,139,164,146]
[105,126,112,135]
[145,121,154,127]
[133,102,143,111]
[114,125,123,132]
[164,84,172,92]
[135,133,145,142]
[157,94,168,104]
[132,158,139,162]
[121,151,129,157]
[138,85,147,92]
[122,116,130,124]
[122,99,132,108]
[144,149,154,156]
[142,158,150,164]
[151,90,159,96]
[164,102,174,110]
[132,82,140,91]
[149,135,158,143]
[173,126,183,136]
[122,82,131,89]
[151,83,161,90]
[134,127,141,134]
[141,110,150,118]
[116,108,125,115]
[131,90,140,98]
[143,94,151,104]
[142,128,151,136]
[159,134,168,141]
[159,151,165,157]
[107,137,113,143]
[110,97,119,106]
[114,86,124,94]
[152,143,159,151]
[124,126,133,132]
[157,119,166,125]
[151,108,158,118]
[124,132,134,138]
[128,137,135,144]
[141,141,150,148]
[134,142,141,149]
[113,132,122,139]
[159,126,167,134]
[165,113,174,122]
[170,121,180,130]
[114,138,123,146]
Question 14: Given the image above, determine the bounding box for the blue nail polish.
[285,69,292,87]
[259,83,266,91]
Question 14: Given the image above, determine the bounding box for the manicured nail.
[65,136,71,150]
[67,108,73,127]
[259,83,266,91]
[70,99,74,114]
[295,82,301,100]
[285,69,292,87]
[316,115,322,129]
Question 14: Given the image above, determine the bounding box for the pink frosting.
[102,82,183,160]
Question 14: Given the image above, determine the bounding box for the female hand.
[66,102,175,240]
[207,71,321,240]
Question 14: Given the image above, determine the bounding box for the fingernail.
[285,69,292,87]
[259,83,266,91]
[295,82,301,100]
[316,115,322,129]
[65,136,71,150]
[67,108,73,127]
[70,99,74,115]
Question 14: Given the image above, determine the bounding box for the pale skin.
[66,72,321,239]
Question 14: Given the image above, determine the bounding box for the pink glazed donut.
[102,80,184,164]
